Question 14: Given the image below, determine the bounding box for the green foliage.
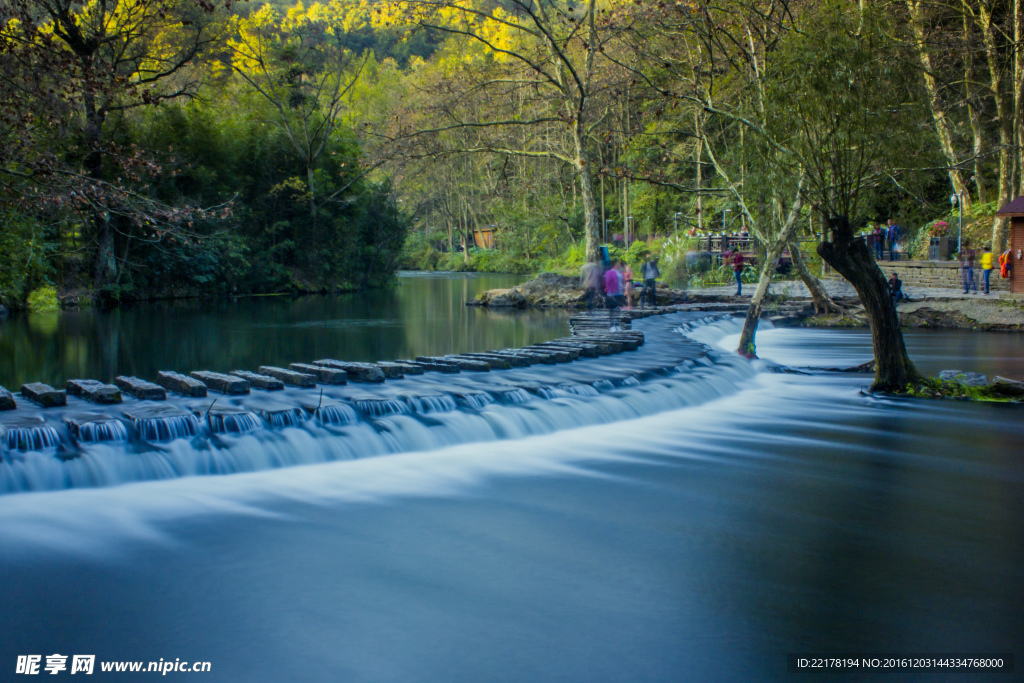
[0,213,53,308]
[904,378,1022,403]
[26,286,60,313]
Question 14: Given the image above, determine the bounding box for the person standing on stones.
[887,218,902,261]
[729,246,745,296]
[580,260,604,310]
[641,254,660,308]
[980,245,994,294]
[960,241,977,294]
[873,223,884,260]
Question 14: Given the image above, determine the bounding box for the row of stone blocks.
[0,330,646,410]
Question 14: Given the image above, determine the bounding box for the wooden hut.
[995,197,1024,294]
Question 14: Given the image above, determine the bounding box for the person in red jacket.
[730,246,745,296]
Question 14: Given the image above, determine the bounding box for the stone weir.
[0,308,737,468]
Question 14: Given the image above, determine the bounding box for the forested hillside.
[3,0,1024,308]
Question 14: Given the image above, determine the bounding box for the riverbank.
[472,273,1024,332]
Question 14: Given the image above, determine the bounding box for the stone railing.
[826,260,1009,292]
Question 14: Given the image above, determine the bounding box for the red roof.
[995,196,1024,216]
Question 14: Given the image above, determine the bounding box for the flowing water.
[0,287,1021,680]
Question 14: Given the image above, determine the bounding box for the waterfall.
[0,314,757,495]
[73,420,129,444]
[4,424,61,452]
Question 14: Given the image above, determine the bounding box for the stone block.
[373,362,409,379]
[230,370,284,391]
[258,366,317,388]
[66,379,122,404]
[439,356,491,372]
[937,369,988,386]
[466,352,530,368]
[190,371,250,395]
[156,371,208,397]
[314,360,385,383]
[531,344,581,360]
[399,359,461,373]
[20,382,67,407]
[454,354,513,370]
[114,376,167,401]
[0,386,16,411]
[289,363,348,385]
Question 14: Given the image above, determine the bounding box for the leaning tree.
[768,1,928,391]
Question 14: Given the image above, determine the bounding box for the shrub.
[27,285,60,313]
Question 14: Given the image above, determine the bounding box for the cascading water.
[316,403,358,426]
[71,419,129,444]
[404,394,459,414]
[206,410,263,434]
[136,413,200,442]
[0,313,753,495]
[3,421,61,451]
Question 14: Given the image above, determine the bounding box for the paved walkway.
[689,279,1007,301]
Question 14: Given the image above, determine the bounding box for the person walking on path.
[580,260,604,310]
[961,242,977,294]
[980,245,994,294]
[641,255,660,308]
[729,246,745,296]
[888,271,904,304]
[887,218,902,261]
[873,223,884,260]
[603,260,626,307]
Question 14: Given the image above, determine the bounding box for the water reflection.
[0,273,571,388]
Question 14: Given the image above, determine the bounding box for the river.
[0,276,1020,681]
[0,272,569,389]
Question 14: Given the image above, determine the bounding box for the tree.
[228,1,372,252]
[770,2,926,390]
[0,0,227,286]
[384,0,631,263]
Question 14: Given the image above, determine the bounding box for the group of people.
[868,219,903,261]
[959,243,996,295]
[580,255,661,311]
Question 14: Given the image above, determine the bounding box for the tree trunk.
[93,214,117,286]
[962,4,987,204]
[978,1,1014,251]
[907,0,971,206]
[788,238,839,313]
[694,109,703,230]
[736,236,787,357]
[736,192,803,356]
[818,215,922,392]
[571,121,601,263]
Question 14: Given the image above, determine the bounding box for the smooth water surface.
[0,272,570,388]
[715,326,1024,378]
[0,317,1020,681]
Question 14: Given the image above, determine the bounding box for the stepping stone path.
[259,366,316,388]
[0,386,16,411]
[115,376,167,400]
[21,382,66,407]
[290,363,348,385]
[157,371,208,397]
[190,371,250,395]
[230,370,284,391]
[314,360,385,383]
[67,379,122,404]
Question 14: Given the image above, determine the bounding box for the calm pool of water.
[0,272,571,388]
